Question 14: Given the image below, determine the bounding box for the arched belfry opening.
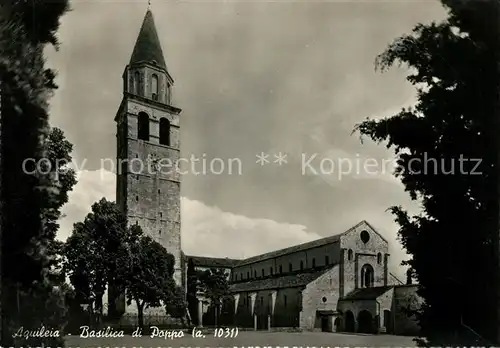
[159,118,170,146]
[360,264,374,288]
[138,112,150,141]
[151,74,159,101]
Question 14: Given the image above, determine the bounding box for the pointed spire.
[129,9,167,70]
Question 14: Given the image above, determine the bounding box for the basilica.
[186,220,421,335]
[109,7,422,335]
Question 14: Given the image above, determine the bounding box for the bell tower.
[115,9,182,289]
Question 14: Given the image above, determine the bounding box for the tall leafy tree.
[0,1,70,343]
[165,285,188,327]
[198,268,230,327]
[124,232,176,328]
[10,127,77,347]
[354,0,500,345]
[63,199,130,322]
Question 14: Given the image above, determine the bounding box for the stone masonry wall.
[232,242,341,283]
[392,285,421,336]
[340,222,389,296]
[116,95,182,287]
[300,266,340,330]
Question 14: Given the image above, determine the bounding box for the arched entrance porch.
[357,310,373,334]
[344,310,355,332]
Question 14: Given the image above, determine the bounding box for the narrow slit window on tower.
[159,118,170,146]
[134,71,140,94]
[135,196,138,202]
[137,112,150,141]
[158,189,160,194]
[159,212,162,218]
[159,230,161,235]
[151,74,158,101]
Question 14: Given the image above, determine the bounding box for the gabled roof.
[129,10,167,70]
[360,220,389,244]
[236,221,368,267]
[186,255,240,268]
[341,286,393,300]
[389,272,404,285]
[229,268,331,293]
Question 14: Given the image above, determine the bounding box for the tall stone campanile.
[115,9,182,287]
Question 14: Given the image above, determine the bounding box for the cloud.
[57,169,411,280]
[48,0,446,285]
[181,198,322,259]
[58,169,322,256]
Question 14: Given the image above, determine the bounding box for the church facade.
[111,8,422,335]
[186,221,421,335]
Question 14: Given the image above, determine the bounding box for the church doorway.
[321,316,329,332]
[384,310,393,334]
[344,310,355,332]
[334,317,342,332]
[357,310,373,334]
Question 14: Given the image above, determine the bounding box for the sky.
[46,0,447,281]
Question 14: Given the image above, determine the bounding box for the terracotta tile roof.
[341,286,393,300]
[236,221,368,267]
[186,255,240,268]
[229,268,331,293]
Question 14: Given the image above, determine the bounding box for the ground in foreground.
[65,330,417,348]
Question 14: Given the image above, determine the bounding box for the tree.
[353,0,500,345]
[63,199,130,323]
[186,259,199,324]
[165,285,188,327]
[198,268,230,327]
[124,232,176,328]
[0,0,69,344]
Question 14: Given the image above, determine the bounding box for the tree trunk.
[496,7,500,342]
[215,304,219,328]
[95,294,103,326]
[0,82,3,345]
[88,301,94,326]
[494,9,500,341]
[137,301,144,329]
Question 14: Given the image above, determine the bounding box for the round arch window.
[360,230,370,243]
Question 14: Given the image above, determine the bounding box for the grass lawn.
[65,330,417,347]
